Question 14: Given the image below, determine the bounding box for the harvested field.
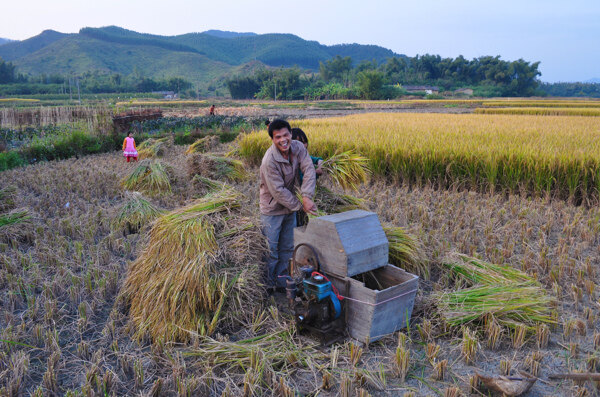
[0,138,598,395]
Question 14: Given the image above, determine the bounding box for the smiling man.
[260,119,318,291]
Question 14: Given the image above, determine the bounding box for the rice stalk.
[120,160,171,195]
[393,345,410,382]
[384,226,429,280]
[321,150,370,191]
[461,327,478,364]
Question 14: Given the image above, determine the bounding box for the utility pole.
[76,77,81,104]
[68,75,72,101]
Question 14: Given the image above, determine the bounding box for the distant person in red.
[122,132,138,162]
[209,105,216,116]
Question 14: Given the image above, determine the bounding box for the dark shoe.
[275,287,286,293]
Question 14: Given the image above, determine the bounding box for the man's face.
[272,128,291,154]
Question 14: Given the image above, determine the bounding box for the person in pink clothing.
[122,132,138,162]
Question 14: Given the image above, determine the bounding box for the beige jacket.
[259,140,316,215]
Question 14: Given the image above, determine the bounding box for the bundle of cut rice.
[137,137,172,158]
[112,192,163,233]
[441,253,537,286]
[437,283,554,329]
[0,186,16,212]
[0,208,33,243]
[185,135,220,154]
[187,154,248,182]
[313,185,365,214]
[120,160,171,195]
[191,175,231,198]
[383,226,429,280]
[121,188,267,342]
[436,253,554,332]
[320,150,371,191]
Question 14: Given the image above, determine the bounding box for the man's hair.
[291,128,308,145]
[268,119,291,138]
[264,119,270,127]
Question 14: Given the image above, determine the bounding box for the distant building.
[454,88,474,96]
[404,85,439,95]
[152,91,178,100]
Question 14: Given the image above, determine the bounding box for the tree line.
[3,53,599,99]
[0,58,193,96]
[538,82,600,98]
[227,54,545,99]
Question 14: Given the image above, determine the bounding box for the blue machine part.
[303,277,331,300]
[303,277,342,319]
[327,291,342,319]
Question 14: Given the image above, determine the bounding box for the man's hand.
[302,196,318,216]
[315,160,324,176]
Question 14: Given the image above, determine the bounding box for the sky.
[1,0,599,82]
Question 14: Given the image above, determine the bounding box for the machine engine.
[286,263,345,345]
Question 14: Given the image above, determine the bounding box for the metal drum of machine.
[291,210,419,343]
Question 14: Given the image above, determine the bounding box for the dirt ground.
[1,141,598,396]
[165,104,473,120]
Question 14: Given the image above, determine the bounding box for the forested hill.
[0,26,401,75]
[0,30,71,60]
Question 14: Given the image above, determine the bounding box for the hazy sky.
[1,0,598,82]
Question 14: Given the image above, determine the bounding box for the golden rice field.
[365,99,600,108]
[239,113,600,202]
[475,107,600,116]
[482,100,600,108]
[0,98,40,103]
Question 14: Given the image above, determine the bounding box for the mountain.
[0,30,70,60]
[585,78,600,84]
[0,38,14,46]
[202,30,257,39]
[12,34,231,88]
[0,26,403,93]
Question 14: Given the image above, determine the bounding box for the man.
[260,119,317,291]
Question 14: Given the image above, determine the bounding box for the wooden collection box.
[331,265,419,343]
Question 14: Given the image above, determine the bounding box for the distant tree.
[505,59,541,96]
[165,77,192,93]
[356,59,378,73]
[357,70,385,99]
[256,67,305,100]
[0,57,17,84]
[319,55,353,86]
[226,76,262,99]
[539,82,600,98]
